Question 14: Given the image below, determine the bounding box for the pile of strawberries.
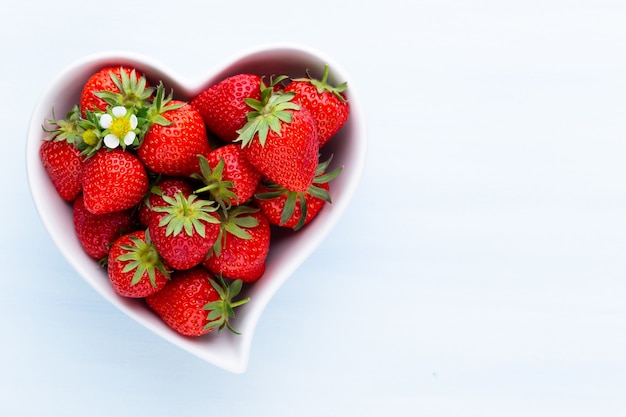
[39,63,349,336]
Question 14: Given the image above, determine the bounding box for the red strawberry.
[107,230,170,298]
[138,177,194,227]
[236,79,319,192]
[79,66,153,117]
[148,192,221,270]
[81,148,149,215]
[285,65,349,147]
[203,205,270,283]
[145,266,249,336]
[254,155,342,230]
[39,139,83,202]
[190,74,262,143]
[40,106,84,201]
[138,85,211,176]
[193,143,262,209]
[73,194,135,260]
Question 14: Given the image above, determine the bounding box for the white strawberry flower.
[99,106,139,149]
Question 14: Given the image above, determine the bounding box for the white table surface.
[3,1,626,416]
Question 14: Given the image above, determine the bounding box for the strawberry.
[138,177,194,227]
[203,205,270,283]
[285,65,349,147]
[236,79,319,192]
[81,148,149,215]
[145,266,249,336]
[192,144,262,209]
[138,85,211,176]
[107,230,170,298]
[73,194,135,260]
[254,155,342,230]
[190,73,262,143]
[40,106,84,201]
[79,66,153,118]
[148,192,221,270]
[39,139,83,202]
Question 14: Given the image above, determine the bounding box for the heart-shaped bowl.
[25,44,367,373]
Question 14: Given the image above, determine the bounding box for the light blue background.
[3,0,626,415]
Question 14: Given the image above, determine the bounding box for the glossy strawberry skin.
[203,210,271,283]
[204,144,262,206]
[107,230,169,298]
[138,101,211,176]
[81,148,149,215]
[73,194,135,260]
[191,74,262,143]
[285,80,349,147]
[138,177,194,228]
[39,139,83,202]
[79,66,143,117]
[145,266,221,337]
[242,108,319,192]
[148,209,220,271]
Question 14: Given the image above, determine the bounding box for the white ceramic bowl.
[26,44,367,373]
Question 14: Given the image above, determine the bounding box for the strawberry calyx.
[210,204,259,257]
[152,191,220,238]
[42,105,84,145]
[145,82,186,129]
[255,155,343,230]
[292,64,348,103]
[42,105,108,159]
[235,75,299,147]
[95,67,155,113]
[203,275,250,334]
[192,155,238,210]
[116,230,170,287]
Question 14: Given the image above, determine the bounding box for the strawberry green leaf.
[96,67,155,111]
[203,276,249,334]
[292,64,348,103]
[42,105,84,145]
[192,155,238,210]
[154,192,220,238]
[116,231,170,287]
[235,78,300,148]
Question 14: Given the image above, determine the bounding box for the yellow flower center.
[110,117,131,139]
[82,129,99,146]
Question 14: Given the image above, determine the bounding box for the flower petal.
[103,134,120,149]
[112,106,127,117]
[123,131,136,146]
[99,114,112,129]
[130,114,138,129]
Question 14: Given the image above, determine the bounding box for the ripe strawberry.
[148,192,221,270]
[107,230,170,298]
[254,155,342,230]
[81,148,149,215]
[285,65,349,147]
[73,194,135,260]
[40,106,84,201]
[138,177,194,227]
[236,79,319,192]
[203,205,270,283]
[145,266,249,336]
[193,144,262,209]
[138,85,211,176]
[39,139,83,202]
[190,73,262,143]
[79,66,153,117]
